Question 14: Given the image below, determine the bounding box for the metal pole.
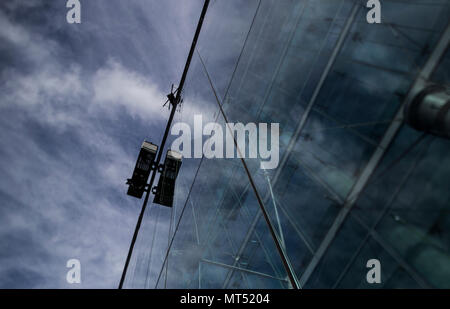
[118,0,210,289]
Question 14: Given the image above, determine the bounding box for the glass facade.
[125,0,450,289]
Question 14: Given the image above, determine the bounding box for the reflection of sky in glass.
[128,0,450,289]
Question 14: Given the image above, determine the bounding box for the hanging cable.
[119,0,211,289]
[155,156,205,288]
[221,0,262,105]
[154,1,266,287]
[197,50,300,289]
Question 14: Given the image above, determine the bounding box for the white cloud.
[92,60,166,120]
[0,0,219,289]
[0,10,58,63]
[0,10,156,288]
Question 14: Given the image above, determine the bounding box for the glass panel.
[336,238,420,289]
[126,0,450,289]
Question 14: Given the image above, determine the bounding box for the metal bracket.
[163,84,182,109]
[151,186,159,195]
[151,162,158,171]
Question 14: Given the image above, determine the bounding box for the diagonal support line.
[299,20,450,287]
[201,259,289,283]
[197,50,301,289]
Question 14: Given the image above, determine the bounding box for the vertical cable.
[119,0,211,289]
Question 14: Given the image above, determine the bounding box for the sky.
[3,0,447,290]
[0,0,210,288]
[1,0,450,292]
[0,0,262,289]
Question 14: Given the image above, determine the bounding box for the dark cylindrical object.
[404,85,450,138]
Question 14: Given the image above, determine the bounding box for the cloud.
[0,0,239,289]
[0,1,188,288]
[92,60,167,121]
[0,62,138,287]
[0,9,58,66]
